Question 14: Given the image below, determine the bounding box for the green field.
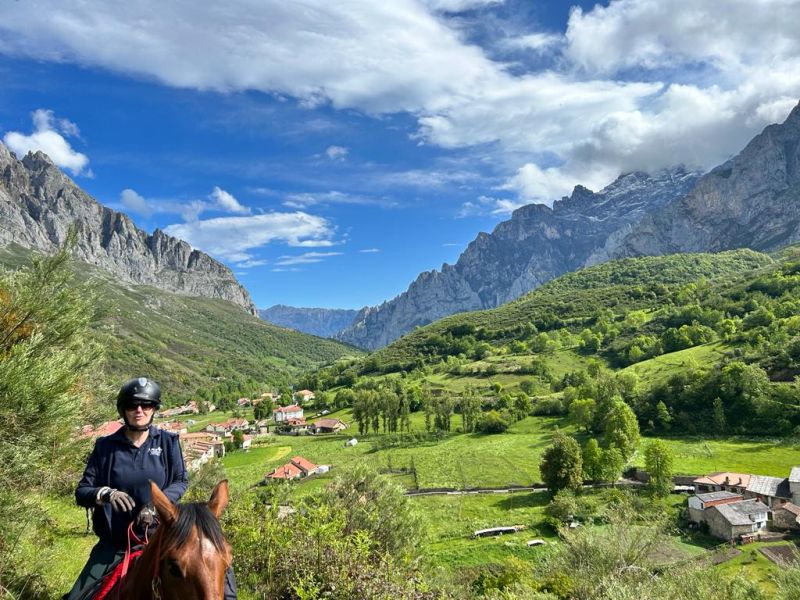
[620,341,728,383]
[211,409,800,493]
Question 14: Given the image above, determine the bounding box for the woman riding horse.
[66,377,237,599]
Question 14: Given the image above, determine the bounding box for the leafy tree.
[580,329,602,353]
[511,393,533,421]
[459,386,482,433]
[604,400,640,461]
[318,465,423,559]
[0,240,106,597]
[233,429,245,449]
[655,401,672,431]
[540,431,583,492]
[712,397,727,434]
[545,489,578,526]
[479,410,510,434]
[253,398,274,420]
[582,438,603,482]
[644,440,674,498]
[598,447,625,484]
[569,398,597,433]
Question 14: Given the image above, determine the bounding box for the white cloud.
[3,109,89,175]
[210,186,250,214]
[0,1,499,114]
[163,212,335,264]
[325,145,349,160]
[119,187,248,221]
[275,251,343,266]
[457,194,527,217]
[500,32,563,53]
[120,189,150,215]
[2,1,800,205]
[422,0,503,11]
[283,190,391,209]
[564,0,800,76]
[502,163,609,207]
[359,248,380,253]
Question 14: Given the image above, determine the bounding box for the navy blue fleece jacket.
[75,425,188,548]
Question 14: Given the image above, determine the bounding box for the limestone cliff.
[0,143,256,313]
[338,167,700,349]
[590,101,800,263]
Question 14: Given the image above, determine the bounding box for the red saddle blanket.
[91,549,143,600]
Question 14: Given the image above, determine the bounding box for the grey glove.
[105,489,135,513]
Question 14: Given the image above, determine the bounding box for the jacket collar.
[109,424,161,444]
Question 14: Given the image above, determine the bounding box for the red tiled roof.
[290,456,317,473]
[694,472,751,487]
[777,502,800,516]
[315,418,345,429]
[267,463,303,479]
[80,420,123,439]
[274,404,303,413]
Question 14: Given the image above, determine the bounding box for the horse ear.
[150,480,178,525]
[208,480,229,518]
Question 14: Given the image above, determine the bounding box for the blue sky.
[1,0,799,309]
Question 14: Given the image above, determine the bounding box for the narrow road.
[404,478,648,497]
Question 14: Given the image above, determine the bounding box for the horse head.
[128,480,232,600]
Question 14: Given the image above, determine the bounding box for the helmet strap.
[120,411,154,432]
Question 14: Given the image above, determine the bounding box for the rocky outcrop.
[338,167,701,349]
[0,143,256,313]
[590,100,800,263]
[258,305,360,338]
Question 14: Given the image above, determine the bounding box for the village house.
[744,474,792,508]
[789,467,800,505]
[693,472,750,496]
[277,417,308,434]
[180,431,225,458]
[265,456,319,481]
[159,400,200,418]
[80,420,123,439]
[273,404,303,423]
[183,441,216,470]
[157,421,188,435]
[687,491,743,523]
[294,389,315,403]
[773,502,800,530]
[206,417,250,436]
[705,499,769,542]
[236,397,251,408]
[312,418,347,434]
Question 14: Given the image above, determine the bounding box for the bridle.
[118,510,164,600]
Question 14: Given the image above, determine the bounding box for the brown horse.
[114,480,232,600]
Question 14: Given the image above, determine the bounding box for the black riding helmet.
[117,377,161,431]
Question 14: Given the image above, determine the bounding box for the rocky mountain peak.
[593,99,800,261]
[0,142,256,314]
[337,164,701,349]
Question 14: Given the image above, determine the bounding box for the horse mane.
[162,502,227,552]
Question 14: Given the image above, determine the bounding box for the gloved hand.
[106,490,135,513]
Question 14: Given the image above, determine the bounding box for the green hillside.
[304,246,800,437]
[370,249,773,370]
[0,243,362,406]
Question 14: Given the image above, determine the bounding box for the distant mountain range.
[334,100,800,350]
[0,143,256,313]
[258,305,360,338]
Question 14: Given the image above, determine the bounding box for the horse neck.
[117,529,163,600]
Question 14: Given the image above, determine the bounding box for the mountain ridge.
[337,166,702,349]
[258,304,360,338]
[0,142,256,313]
